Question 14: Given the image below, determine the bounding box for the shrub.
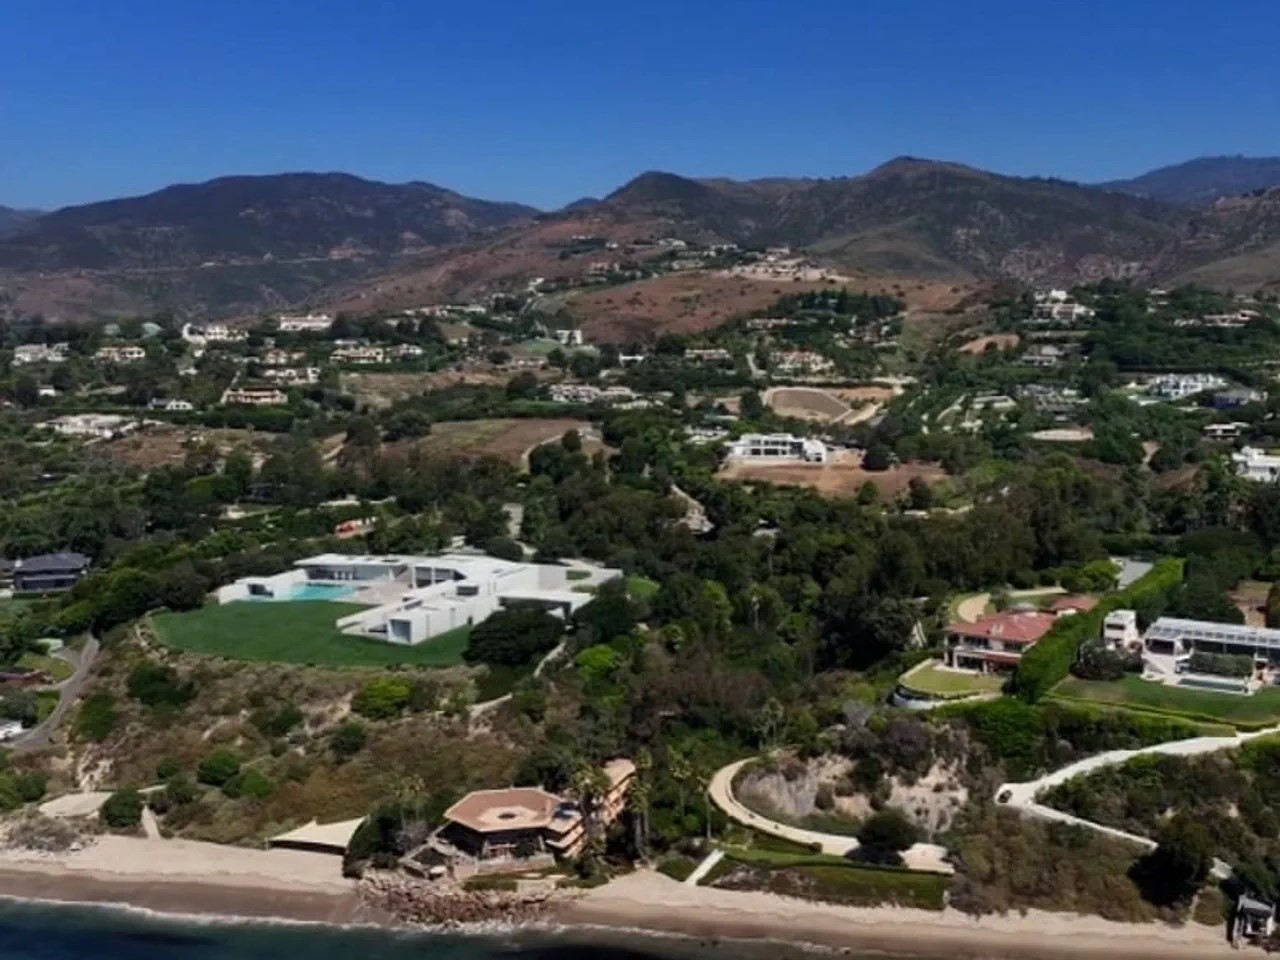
[14,771,46,804]
[252,704,304,737]
[75,692,117,742]
[463,606,563,667]
[484,536,524,563]
[156,757,182,780]
[197,750,241,787]
[352,677,412,720]
[329,721,367,761]
[126,663,195,709]
[856,809,918,865]
[165,775,198,806]
[100,789,144,829]
[223,768,274,800]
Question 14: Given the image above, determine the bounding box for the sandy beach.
[0,834,382,925]
[559,870,1248,960]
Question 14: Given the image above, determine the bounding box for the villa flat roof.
[1146,617,1280,648]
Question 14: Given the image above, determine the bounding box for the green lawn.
[898,660,1004,699]
[713,844,949,909]
[627,575,660,601]
[1053,675,1280,728]
[17,652,73,683]
[151,601,472,668]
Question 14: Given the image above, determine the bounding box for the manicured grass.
[17,652,73,683]
[715,845,949,909]
[1053,675,1280,728]
[656,855,697,882]
[151,601,472,668]
[898,660,1003,698]
[627,575,660,601]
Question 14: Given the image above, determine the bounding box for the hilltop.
[1098,156,1280,206]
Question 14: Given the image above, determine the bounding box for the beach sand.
[0,834,383,925]
[559,870,1246,960]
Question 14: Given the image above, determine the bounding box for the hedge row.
[1012,558,1185,703]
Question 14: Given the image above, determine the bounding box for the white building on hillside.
[1233,447,1280,482]
[95,345,147,363]
[1103,609,1141,651]
[217,553,621,646]
[726,433,828,464]
[277,313,333,333]
[222,387,289,406]
[331,345,387,365]
[12,344,68,366]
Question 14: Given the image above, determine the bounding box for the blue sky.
[3,0,1279,211]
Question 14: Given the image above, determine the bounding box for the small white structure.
[552,329,584,347]
[1030,290,1095,324]
[217,553,621,647]
[0,720,24,743]
[1233,446,1280,483]
[771,350,835,375]
[186,323,247,343]
[1103,609,1141,651]
[549,384,637,405]
[726,433,827,464]
[261,348,306,366]
[277,312,333,333]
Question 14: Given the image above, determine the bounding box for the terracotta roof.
[1051,595,1099,613]
[443,787,576,834]
[948,610,1057,646]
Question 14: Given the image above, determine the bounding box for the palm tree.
[572,762,611,856]
[669,747,692,820]
[631,748,653,860]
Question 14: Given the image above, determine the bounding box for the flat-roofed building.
[1143,616,1280,664]
[276,313,333,333]
[726,433,827,464]
[1103,609,1141,650]
[216,552,621,646]
[221,387,289,406]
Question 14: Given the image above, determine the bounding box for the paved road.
[996,724,1280,877]
[708,758,954,874]
[12,634,100,753]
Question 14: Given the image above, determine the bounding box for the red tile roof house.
[946,609,1058,674]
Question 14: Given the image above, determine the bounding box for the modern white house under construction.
[217,553,621,645]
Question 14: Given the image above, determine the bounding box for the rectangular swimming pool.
[249,582,359,603]
[1177,676,1250,695]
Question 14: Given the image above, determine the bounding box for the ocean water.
[0,900,884,960]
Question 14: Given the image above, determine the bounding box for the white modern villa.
[725,433,828,464]
[217,553,621,645]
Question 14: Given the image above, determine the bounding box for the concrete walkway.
[996,724,1280,876]
[707,758,953,874]
[685,848,724,885]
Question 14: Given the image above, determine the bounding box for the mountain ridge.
[1098,156,1280,206]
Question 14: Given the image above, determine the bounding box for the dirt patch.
[718,448,946,500]
[765,387,852,422]
[341,369,519,410]
[829,386,897,404]
[1232,580,1271,628]
[958,333,1019,355]
[412,418,593,467]
[104,425,274,471]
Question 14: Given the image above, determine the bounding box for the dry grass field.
[413,418,593,467]
[717,449,946,500]
[105,425,275,471]
[764,387,852,422]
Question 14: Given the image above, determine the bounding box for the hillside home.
[1204,422,1248,440]
[217,552,621,646]
[1143,616,1280,664]
[1103,609,1141,651]
[263,367,321,385]
[685,348,733,365]
[771,350,835,374]
[1019,344,1067,368]
[148,398,194,412]
[188,323,247,343]
[726,433,828,464]
[1233,447,1280,482]
[331,345,387,365]
[552,329,585,346]
[12,344,68,366]
[434,759,634,867]
[549,384,637,405]
[44,414,139,440]
[1144,373,1228,401]
[94,345,146,363]
[13,552,90,594]
[261,348,306,366]
[945,609,1058,674]
[221,387,288,406]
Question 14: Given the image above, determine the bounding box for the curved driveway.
[12,634,100,753]
[708,758,953,874]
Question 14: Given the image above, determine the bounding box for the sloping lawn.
[898,660,1004,698]
[1053,675,1280,728]
[151,601,471,668]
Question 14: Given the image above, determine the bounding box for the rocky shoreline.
[359,872,568,927]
